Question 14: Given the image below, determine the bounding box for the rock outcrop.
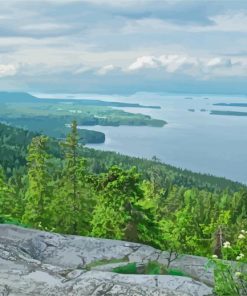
[0,225,213,295]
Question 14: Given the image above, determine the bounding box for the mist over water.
[43,92,247,183]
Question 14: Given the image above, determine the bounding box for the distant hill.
[0,92,160,109]
[0,92,38,103]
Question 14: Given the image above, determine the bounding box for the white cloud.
[127,54,247,77]
[74,65,92,74]
[123,12,247,35]
[209,12,247,33]
[0,64,18,77]
[97,64,115,75]
[128,54,199,73]
[128,56,159,71]
[206,57,232,68]
[21,23,71,31]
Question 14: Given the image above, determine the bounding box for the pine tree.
[22,136,52,228]
[51,121,93,235]
[0,166,16,218]
[91,166,159,245]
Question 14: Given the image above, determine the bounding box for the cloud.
[97,64,115,75]
[206,57,232,68]
[128,56,158,71]
[0,0,247,94]
[127,54,246,78]
[21,23,71,32]
[0,64,18,77]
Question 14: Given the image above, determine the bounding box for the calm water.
[37,92,247,183]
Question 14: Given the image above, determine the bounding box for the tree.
[22,136,52,228]
[51,121,93,235]
[0,166,16,217]
[91,166,159,245]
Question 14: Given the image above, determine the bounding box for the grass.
[0,215,29,228]
[113,263,137,274]
[113,261,167,275]
[167,268,187,277]
[85,257,129,270]
[113,261,188,277]
[145,261,167,275]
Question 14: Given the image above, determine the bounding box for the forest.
[0,92,165,144]
[0,121,247,294]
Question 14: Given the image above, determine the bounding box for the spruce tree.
[51,121,93,235]
[22,136,52,228]
[0,166,15,218]
[91,166,158,245]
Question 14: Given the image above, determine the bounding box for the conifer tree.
[91,166,158,245]
[0,166,16,217]
[22,136,52,228]
[51,121,93,235]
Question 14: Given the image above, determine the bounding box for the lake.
[38,92,247,184]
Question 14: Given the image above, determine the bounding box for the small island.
[214,102,247,107]
[210,110,247,117]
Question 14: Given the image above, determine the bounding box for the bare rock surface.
[0,225,213,296]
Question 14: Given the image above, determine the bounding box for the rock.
[0,225,213,295]
[158,252,214,286]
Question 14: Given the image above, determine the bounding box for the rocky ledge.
[0,225,214,296]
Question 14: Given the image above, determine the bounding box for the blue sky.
[0,0,247,94]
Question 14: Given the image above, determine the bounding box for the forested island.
[214,102,247,107]
[0,92,166,144]
[210,110,247,117]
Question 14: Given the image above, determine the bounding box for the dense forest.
[0,121,247,294]
[0,123,244,192]
[0,92,165,145]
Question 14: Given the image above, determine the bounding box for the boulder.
[0,225,213,295]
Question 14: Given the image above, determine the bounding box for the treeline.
[0,121,247,258]
[0,123,244,192]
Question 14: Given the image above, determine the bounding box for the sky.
[0,0,247,95]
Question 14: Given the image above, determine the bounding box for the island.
[0,92,166,144]
[210,110,247,117]
[214,102,247,107]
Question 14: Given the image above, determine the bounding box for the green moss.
[85,257,129,270]
[113,263,137,274]
[168,268,187,277]
[113,261,167,275]
[145,261,167,275]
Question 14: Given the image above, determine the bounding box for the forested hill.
[0,91,160,108]
[0,122,245,192]
[0,92,37,103]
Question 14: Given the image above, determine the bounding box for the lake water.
[37,92,247,184]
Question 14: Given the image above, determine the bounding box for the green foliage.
[0,120,247,296]
[113,261,167,275]
[0,92,165,145]
[85,257,128,270]
[167,269,187,277]
[22,136,53,228]
[0,214,28,227]
[208,232,247,295]
[91,166,159,245]
[0,167,15,215]
[145,261,166,275]
[50,121,94,235]
[0,122,244,192]
[113,263,137,274]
